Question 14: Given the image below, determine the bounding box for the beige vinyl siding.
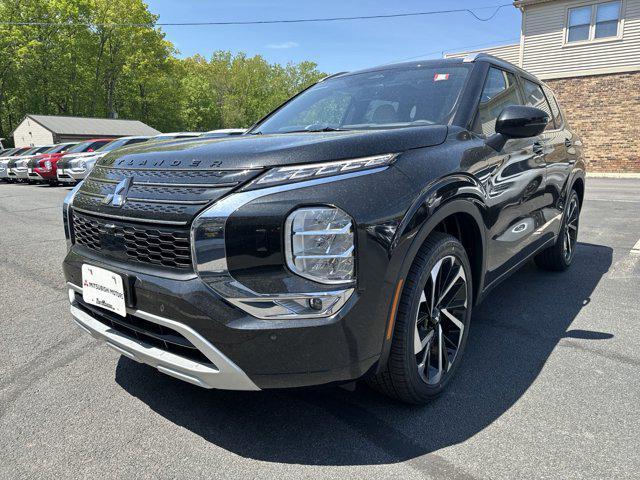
[444,44,522,66]
[522,0,640,79]
[12,118,54,148]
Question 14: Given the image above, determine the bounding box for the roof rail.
[462,52,492,63]
[320,71,349,82]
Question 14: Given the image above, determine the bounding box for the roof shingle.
[26,115,161,136]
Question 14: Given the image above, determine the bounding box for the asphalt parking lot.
[1,178,639,480]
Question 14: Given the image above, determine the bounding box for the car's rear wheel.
[535,190,580,271]
[367,232,472,404]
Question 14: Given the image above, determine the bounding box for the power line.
[0,4,512,27]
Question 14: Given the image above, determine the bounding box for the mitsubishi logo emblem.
[101,177,133,208]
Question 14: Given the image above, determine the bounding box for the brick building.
[446,0,640,173]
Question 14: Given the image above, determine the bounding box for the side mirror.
[487,105,549,151]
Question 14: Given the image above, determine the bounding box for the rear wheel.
[368,232,472,404]
[535,190,580,271]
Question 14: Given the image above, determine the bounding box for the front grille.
[69,159,262,268]
[73,212,192,269]
[73,165,261,225]
[75,298,213,365]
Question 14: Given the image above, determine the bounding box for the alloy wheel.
[414,255,468,385]
[564,196,579,262]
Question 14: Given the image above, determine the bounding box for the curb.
[586,172,640,179]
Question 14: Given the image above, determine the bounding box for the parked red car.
[27,139,111,185]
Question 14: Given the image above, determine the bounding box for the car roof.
[328,54,543,85]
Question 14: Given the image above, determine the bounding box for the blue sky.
[146,0,522,73]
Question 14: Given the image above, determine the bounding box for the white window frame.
[563,0,625,47]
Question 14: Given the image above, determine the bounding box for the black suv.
[63,54,584,404]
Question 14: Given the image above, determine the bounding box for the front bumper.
[63,247,380,390]
[57,167,86,183]
[68,283,259,390]
[29,168,55,181]
[14,168,29,180]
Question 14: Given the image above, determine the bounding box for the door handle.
[533,142,544,155]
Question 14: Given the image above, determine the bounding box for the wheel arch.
[375,183,489,373]
[571,175,585,208]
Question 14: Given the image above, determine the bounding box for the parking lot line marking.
[631,238,640,256]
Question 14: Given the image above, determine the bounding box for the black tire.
[534,190,580,272]
[368,231,473,404]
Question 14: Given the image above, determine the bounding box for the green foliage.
[0,0,326,141]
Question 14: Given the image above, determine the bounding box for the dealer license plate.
[82,264,126,317]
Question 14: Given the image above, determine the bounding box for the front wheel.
[368,232,473,404]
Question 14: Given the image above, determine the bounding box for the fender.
[374,174,489,373]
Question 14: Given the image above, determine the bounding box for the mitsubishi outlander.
[63,54,584,404]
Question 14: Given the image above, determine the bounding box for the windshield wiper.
[279,126,348,134]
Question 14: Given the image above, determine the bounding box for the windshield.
[253,65,470,134]
[67,140,98,153]
[33,146,53,154]
[0,149,17,157]
[42,145,61,154]
[96,137,148,152]
[96,138,128,152]
[47,144,75,154]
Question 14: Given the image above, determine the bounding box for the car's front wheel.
[368,232,472,404]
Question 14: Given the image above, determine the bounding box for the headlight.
[44,160,51,170]
[80,161,87,170]
[284,207,355,284]
[248,153,396,189]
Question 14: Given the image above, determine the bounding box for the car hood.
[98,126,449,171]
[71,152,106,167]
[57,151,99,168]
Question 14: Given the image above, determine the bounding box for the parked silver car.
[0,147,32,181]
[4,146,54,182]
[57,136,152,184]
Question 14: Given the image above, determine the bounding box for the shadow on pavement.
[115,242,612,466]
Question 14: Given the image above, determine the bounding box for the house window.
[595,1,621,38]
[567,1,622,43]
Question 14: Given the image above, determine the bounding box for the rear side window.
[473,67,522,136]
[541,84,563,129]
[522,79,555,131]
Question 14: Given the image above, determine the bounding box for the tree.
[0,0,327,140]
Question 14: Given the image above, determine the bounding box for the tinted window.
[473,68,522,136]
[123,138,149,146]
[87,140,110,151]
[541,84,563,129]
[254,66,471,134]
[33,146,53,154]
[522,79,554,130]
[0,149,17,157]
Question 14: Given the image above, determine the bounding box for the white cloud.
[266,41,299,49]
